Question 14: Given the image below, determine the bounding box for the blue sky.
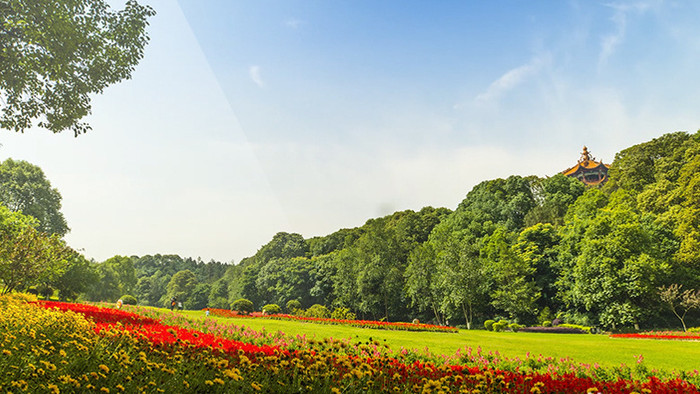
[2,0,700,263]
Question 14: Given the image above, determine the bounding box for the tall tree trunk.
[431,301,443,326]
[461,301,472,330]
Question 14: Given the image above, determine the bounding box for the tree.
[0,204,72,294]
[481,227,540,322]
[51,251,98,301]
[208,278,230,309]
[524,174,585,227]
[85,262,122,302]
[103,255,136,296]
[0,0,156,135]
[556,190,673,329]
[0,159,68,235]
[405,243,446,325]
[166,269,198,304]
[658,284,700,332]
[184,283,211,310]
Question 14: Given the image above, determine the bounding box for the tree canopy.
[0,204,72,294]
[0,0,155,135]
[0,158,68,235]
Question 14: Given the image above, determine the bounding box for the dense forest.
[4,130,700,331]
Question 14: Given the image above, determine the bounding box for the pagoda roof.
[561,146,610,177]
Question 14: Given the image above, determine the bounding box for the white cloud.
[473,55,550,104]
[249,65,264,87]
[284,18,304,29]
[599,0,661,67]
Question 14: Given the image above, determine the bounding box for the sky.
[2,0,700,264]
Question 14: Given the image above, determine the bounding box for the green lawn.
[180,310,700,373]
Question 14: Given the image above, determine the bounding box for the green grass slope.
[180,310,700,373]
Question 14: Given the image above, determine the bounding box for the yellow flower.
[48,383,60,394]
[223,368,243,381]
[251,382,262,391]
[213,378,224,385]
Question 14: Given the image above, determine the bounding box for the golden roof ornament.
[562,146,610,186]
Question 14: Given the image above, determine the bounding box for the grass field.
[179,310,700,373]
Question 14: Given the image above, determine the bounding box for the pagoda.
[561,146,610,186]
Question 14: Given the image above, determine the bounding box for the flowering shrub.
[0,294,698,393]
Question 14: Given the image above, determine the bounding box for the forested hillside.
[7,130,700,331]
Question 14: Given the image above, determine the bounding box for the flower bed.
[205,307,459,333]
[518,326,588,334]
[610,331,700,341]
[1,295,698,393]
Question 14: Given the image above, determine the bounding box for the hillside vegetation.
[9,130,700,331]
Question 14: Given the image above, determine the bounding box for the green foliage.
[557,324,592,333]
[482,227,540,321]
[51,252,98,301]
[262,304,281,315]
[508,323,524,332]
[537,307,554,326]
[103,255,137,296]
[0,0,155,135]
[231,298,254,314]
[0,159,69,235]
[0,205,73,295]
[121,295,137,305]
[484,320,496,331]
[166,270,198,304]
[330,307,357,320]
[304,304,330,318]
[492,320,509,332]
[524,174,586,227]
[184,283,211,310]
[62,130,700,331]
[556,187,674,329]
[542,320,552,327]
[208,279,230,310]
[286,299,302,313]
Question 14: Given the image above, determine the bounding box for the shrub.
[518,326,588,334]
[262,304,281,315]
[542,320,552,327]
[558,323,592,333]
[286,299,302,313]
[209,296,229,310]
[231,298,254,314]
[538,307,553,326]
[688,327,700,333]
[330,307,356,320]
[36,284,54,299]
[305,304,330,318]
[484,319,496,331]
[121,295,137,305]
[492,320,509,332]
[509,323,524,332]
